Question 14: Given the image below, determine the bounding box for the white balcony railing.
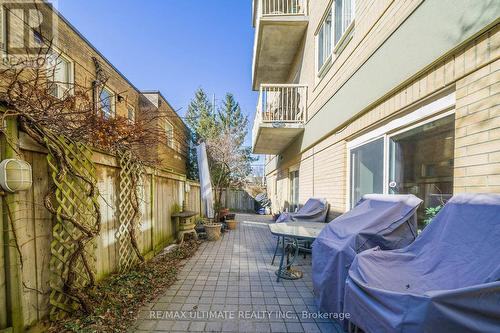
[252,84,307,146]
[254,0,308,23]
[259,84,307,122]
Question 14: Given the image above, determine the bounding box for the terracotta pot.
[205,223,222,241]
[226,219,237,230]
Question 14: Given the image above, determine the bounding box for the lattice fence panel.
[48,138,98,319]
[116,150,143,272]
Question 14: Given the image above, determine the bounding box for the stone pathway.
[133,213,343,333]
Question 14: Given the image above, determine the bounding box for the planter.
[226,219,237,230]
[226,213,236,220]
[205,223,222,241]
[219,208,229,221]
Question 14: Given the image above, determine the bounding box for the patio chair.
[272,198,328,265]
[312,194,422,327]
[344,193,500,333]
[276,198,328,223]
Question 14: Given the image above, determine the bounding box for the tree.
[186,89,254,214]
[209,93,254,213]
[185,88,218,142]
[185,88,219,180]
[206,128,253,213]
[217,93,247,143]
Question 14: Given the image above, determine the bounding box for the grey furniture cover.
[312,194,422,326]
[344,193,500,333]
[276,198,328,223]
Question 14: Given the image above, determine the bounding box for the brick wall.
[454,58,500,192]
[3,3,187,173]
[267,22,500,216]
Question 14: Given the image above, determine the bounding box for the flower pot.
[226,213,236,220]
[226,219,237,230]
[219,208,229,221]
[205,223,222,241]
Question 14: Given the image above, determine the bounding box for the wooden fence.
[218,189,256,212]
[0,129,201,331]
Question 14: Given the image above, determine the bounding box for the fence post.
[150,172,156,253]
[1,115,25,332]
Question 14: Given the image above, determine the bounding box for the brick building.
[0,1,188,174]
[251,0,500,225]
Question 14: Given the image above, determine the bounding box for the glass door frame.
[345,92,455,210]
[348,136,387,208]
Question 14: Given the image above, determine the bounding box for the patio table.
[268,222,326,282]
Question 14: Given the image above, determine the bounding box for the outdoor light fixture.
[0,159,33,193]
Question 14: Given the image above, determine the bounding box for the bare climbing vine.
[0,46,171,314]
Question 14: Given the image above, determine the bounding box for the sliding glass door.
[350,138,384,207]
[349,113,455,228]
[388,115,455,227]
[289,170,299,212]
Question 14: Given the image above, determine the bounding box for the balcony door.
[388,115,455,226]
[348,108,455,228]
[350,138,384,206]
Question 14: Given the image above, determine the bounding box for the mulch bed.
[47,239,201,333]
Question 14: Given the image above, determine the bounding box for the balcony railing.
[252,84,307,148]
[254,0,308,23]
[258,84,307,122]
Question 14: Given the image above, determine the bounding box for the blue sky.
[58,0,258,148]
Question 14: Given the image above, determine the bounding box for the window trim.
[315,3,334,77]
[165,120,174,149]
[345,91,456,210]
[315,0,356,78]
[99,86,116,119]
[47,48,75,99]
[127,104,135,124]
[333,18,355,55]
[0,5,6,55]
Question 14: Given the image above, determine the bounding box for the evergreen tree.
[217,93,248,144]
[185,88,219,180]
[185,88,218,143]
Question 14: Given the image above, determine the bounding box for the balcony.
[252,0,309,90]
[252,84,307,154]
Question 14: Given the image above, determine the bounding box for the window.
[47,52,74,98]
[165,121,174,148]
[289,170,299,212]
[388,115,455,228]
[334,0,355,45]
[100,87,115,119]
[316,0,355,75]
[317,8,332,72]
[350,138,384,207]
[127,105,135,124]
[0,6,6,54]
[348,112,455,229]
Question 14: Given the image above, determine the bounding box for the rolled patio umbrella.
[196,142,214,219]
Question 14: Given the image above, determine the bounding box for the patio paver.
[133,213,344,333]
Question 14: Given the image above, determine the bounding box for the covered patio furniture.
[276,198,328,223]
[312,194,422,327]
[272,198,328,264]
[344,193,500,333]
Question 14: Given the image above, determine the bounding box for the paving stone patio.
[133,213,344,333]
